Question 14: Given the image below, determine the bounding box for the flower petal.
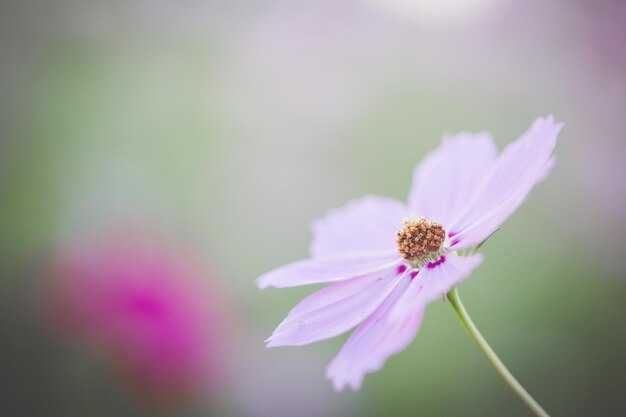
[266,265,406,347]
[325,276,424,391]
[448,116,563,249]
[310,195,409,258]
[408,133,497,228]
[257,252,401,289]
[390,254,483,321]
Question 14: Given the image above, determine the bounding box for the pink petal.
[448,116,563,250]
[408,133,497,228]
[257,252,401,289]
[266,265,406,347]
[325,276,424,391]
[310,195,409,258]
[390,254,483,321]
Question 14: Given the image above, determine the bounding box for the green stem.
[446,287,551,417]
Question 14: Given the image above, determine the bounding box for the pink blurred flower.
[258,116,562,391]
[47,235,229,399]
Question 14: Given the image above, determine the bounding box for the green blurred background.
[1,0,625,416]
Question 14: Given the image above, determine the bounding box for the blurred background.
[1,0,625,416]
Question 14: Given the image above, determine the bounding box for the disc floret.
[396,217,446,264]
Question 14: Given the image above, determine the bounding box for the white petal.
[266,265,407,347]
[448,116,563,250]
[326,276,424,391]
[310,195,409,258]
[390,254,483,321]
[257,252,401,289]
[408,133,497,228]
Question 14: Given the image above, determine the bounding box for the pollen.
[396,217,446,262]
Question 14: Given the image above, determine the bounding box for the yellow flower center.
[396,217,446,262]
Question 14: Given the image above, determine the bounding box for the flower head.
[258,116,563,391]
[47,235,229,399]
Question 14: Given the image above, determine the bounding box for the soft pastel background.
[1,1,625,416]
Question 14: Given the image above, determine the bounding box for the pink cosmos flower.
[47,235,229,399]
[258,116,563,391]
